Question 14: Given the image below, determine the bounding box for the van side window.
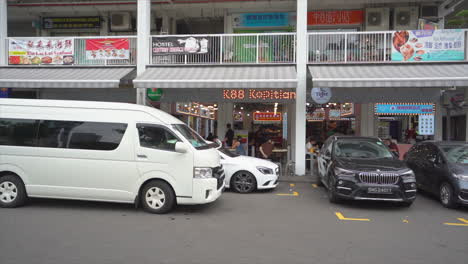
[0,118,39,147]
[137,125,180,151]
[38,121,127,151]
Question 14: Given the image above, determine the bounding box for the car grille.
[358,172,399,185]
[212,166,225,190]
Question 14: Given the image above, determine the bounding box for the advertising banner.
[391,29,464,61]
[85,38,129,60]
[418,115,435,135]
[253,112,282,122]
[152,36,209,55]
[8,38,74,65]
[232,13,290,28]
[375,103,435,115]
[43,17,101,29]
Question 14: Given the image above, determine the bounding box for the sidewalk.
[278,173,319,183]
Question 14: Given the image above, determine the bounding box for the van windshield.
[172,124,211,150]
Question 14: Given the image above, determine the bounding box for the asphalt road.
[0,181,467,264]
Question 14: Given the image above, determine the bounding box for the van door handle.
[137,154,148,159]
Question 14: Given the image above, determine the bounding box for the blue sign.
[375,104,434,115]
[233,13,290,28]
[0,88,10,98]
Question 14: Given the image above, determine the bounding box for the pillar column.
[294,0,307,176]
[136,0,151,105]
[435,99,443,141]
[360,103,376,137]
[0,0,7,66]
[216,103,234,141]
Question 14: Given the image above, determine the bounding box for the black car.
[404,141,468,208]
[317,136,417,206]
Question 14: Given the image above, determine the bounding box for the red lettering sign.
[253,112,282,122]
[307,10,364,26]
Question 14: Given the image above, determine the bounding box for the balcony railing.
[150,33,296,65]
[5,36,137,66]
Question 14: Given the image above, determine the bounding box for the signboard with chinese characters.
[152,36,209,55]
[391,29,465,62]
[418,114,435,135]
[375,103,435,115]
[232,13,291,28]
[307,10,364,26]
[253,112,282,122]
[42,17,101,29]
[8,38,74,65]
[85,38,129,60]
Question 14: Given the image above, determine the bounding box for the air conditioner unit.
[394,7,419,30]
[366,8,390,31]
[110,12,132,32]
[421,5,439,19]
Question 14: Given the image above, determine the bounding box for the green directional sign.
[147,88,163,101]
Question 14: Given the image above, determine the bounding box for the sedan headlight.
[194,167,213,179]
[257,166,274,175]
[454,174,468,181]
[400,170,416,183]
[334,167,355,178]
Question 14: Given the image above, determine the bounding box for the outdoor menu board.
[85,38,129,60]
[42,17,101,29]
[391,29,464,62]
[152,36,209,55]
[253,112,282,122]
[8,38,74,65]
[418,115,435,135]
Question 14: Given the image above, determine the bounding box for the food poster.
[9,38,74,65]
[418,114,435,135]
[391,29,464,62]
[85,38,129,60]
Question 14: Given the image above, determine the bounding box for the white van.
[0,99,224,213]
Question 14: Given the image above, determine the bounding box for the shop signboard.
[307,10,364,26]
[42,17,101,29]
[152,36,209,55]
[375,103,435,115]
[311,88,332,104]
[418,115,435,135]
[8,38,74,65]
[85,38,130,60]
[147,88,163,101]
[232,13,291,28]
[307,109,325,121]
[253,112,282,122]
[391,29,464,62]
[0,88,10,98]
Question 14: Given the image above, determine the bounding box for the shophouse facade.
[1,0,468,175]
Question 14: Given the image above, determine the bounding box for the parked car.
[0,99,224,214]
[218,148,279,193]
[317,136,417,206]
[404,141,468,208]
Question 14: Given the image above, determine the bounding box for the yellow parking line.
[444,218,468,226]
[335,212,370,222]
[276,191,299,197]
[311,184,318,188]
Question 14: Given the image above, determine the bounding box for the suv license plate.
[368,187,392,194]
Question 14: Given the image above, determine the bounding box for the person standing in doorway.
[259,138,275,159]
[224,123,234,147]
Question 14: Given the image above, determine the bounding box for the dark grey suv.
[317,136,417,206]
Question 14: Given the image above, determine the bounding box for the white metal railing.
[150,33,296,65]
[5,36,137,66]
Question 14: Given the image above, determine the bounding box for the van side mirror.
[175,142,188,153]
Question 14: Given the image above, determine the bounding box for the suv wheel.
[327,177,340,204]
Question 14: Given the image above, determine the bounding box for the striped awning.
[134,66,297,89]
[309,63,468,88]
[0,67,135,88]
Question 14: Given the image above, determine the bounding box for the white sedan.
[218,148,279,193]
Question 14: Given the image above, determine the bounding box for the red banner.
[253,112,282,122]
[307,10,364,26]
[85,38,129,60]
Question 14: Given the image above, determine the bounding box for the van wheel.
[0,175,27,208]
[141,181,175,214]
[440,182,458,209]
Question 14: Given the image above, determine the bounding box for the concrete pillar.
[136,0,151,105]
[288,102,296,162]
[100,13,109,36]
[435,101,443,141]
[294,0,307,176]
[161,14,170,34]
[216,103,234,141]
[0,0,7,66]
[360,103,376,137]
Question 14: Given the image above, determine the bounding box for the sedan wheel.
[440,182,457,209]
[231,171,257,193]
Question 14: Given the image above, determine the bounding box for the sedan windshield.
[335,139,394,159]
[172,124,211,150]
[440,145,468,164]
